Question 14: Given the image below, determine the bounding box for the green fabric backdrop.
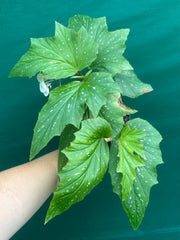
[0,0,180,239]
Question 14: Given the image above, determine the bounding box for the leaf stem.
[77,71,83,76]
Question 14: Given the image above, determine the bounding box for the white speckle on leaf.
[75,172,80,176]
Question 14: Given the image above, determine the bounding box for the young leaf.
[114,70,153,98]
[30,72,120,160]
[45,117,112,224]
[9,22,98,79]
[109,118,163,229]
[68,15,133,75]
[117,125,146,200]
[99,92,137,139]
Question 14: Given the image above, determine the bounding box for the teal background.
[0,0,180,239]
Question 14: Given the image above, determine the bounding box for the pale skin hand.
[0,150,59,240]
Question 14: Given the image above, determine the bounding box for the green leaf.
[68,15,133,75]
[45,117,112,223]
[99,92,137,139]
[58,124,78,171]
[9,22,98,79]
[109,118,163,229]
[122,118,163,229]
[114,70,153,98]
[117,125,146,200]
[109,140,123,196]
[30,72,120,160]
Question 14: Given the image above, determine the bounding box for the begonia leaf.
[45,117,111,223]
[115,70,153,98]
[109,118,163,229]
[9,22,98,79]
[30,72,120,160]
[68,15,133,75]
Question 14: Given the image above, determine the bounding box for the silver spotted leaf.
[117,125,146,200]
[114,70,153,98]
[45,117,112,223]
[9,22,98,79]
[109,118,163,229]
[30,72,120,160]
[68,14,133,75]
[109,140,123,197]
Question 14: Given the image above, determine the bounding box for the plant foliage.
[9,14,163,229]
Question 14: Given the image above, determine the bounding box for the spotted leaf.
[45,117,112,223]
[9,22,98,79]
[109,140,123,196]
[114,70,153,98]
[30,72,120,160]
[117,124,146,200]
[109,118,163,229]
[68,14,133,75]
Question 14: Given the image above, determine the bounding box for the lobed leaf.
[9,22,98,79]
[68,15,133,75]
[109,118,163,229]
[122,118,163,229]
[30,72,120,160]
[114,70,153,98]
[45,117,112,223]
